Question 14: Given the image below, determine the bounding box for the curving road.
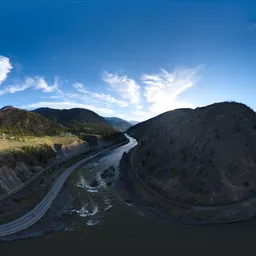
[0,139,131,237]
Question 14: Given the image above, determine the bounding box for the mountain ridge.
[0,106,64,136]
[123,101,256,222]
[33,107,115,135]
[104,117,132,131]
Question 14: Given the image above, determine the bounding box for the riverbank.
[0,136,130,240]
[0,187,74,242]
[3,135,256,251]
[0,135,129,225]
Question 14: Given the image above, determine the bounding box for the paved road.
[0,140,129,237]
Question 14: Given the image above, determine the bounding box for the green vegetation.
[0,136,129,224]
[67,123,115,136]
[18,144,56,163]
[0,107,63,136]
[0,105,131,223]
[0,144,57,182]
[102,131,128,144]
[0,106,121,138]
[0,135,81,152]
[12,145,56,179]
[33,107,115,135]
[79,134,98,146]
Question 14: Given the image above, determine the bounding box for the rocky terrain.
[122,102,256,222]
[0,144,57,195]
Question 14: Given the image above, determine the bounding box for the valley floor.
[0,133,128,225]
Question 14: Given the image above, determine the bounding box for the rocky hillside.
[104,117,132,131]
[127,102,256,206]
[0,106,64,136]
[33,108,115,135]
[0,144,56,194]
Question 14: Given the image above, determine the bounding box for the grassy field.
[0,136,82,152]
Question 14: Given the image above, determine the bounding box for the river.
[1,134,256,252]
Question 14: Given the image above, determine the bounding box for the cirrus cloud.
[73,82,128,107]
[1,54,202,123]
[0,76,60,96]
[34,76,59,93]
[102,71,140,105]
[141,67,199,114]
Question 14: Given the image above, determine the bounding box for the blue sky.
[1,0,256,121]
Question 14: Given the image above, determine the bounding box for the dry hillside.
[128,102,256,205]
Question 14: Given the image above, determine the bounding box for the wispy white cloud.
[0,56,12,85]
[133,110,154,121]
[34,76,60,93]
[40,95,64,99]
[0,77,34,96]
[0,76,60,96]
[93,93,128,107]
[73,82,86,93]
[21,101,114,115]
[73,82,128,107]
[141,67,199,114]
[102,71,140,105]
[1,55,202,122]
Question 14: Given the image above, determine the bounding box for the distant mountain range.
[33,108,115,135]
[104,117,132,131]
[0,105,140,137]
[128,120,140,126]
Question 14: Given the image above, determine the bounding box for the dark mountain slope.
[33,107,115,135]
[0,106,63,136]
[127,108,193,141]
[126,102,256,206]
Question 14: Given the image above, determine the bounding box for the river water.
[2,135,256,252]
